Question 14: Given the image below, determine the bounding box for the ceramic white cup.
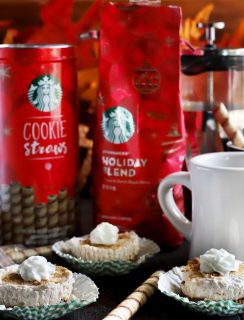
[157,152,244,260]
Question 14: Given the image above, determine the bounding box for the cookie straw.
[0,248,14,267]
[47,194,59,229]
[35,203,47,230]
[1,184,12,243]
[103,270,162,320]
[213,102,244,148]
[22,186,35,239]
[35,203,48,245]
[58,189,69,226]
[10,182,23,244]
[0,245,52,264]
[0,210,2,246]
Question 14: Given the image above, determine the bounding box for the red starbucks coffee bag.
[93,2,186,247]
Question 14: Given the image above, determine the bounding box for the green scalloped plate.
[52,237,160,276]
[0,273,99,320]
[158,267,244,317]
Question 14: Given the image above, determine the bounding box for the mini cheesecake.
[181,258,244,302]
[66,231,140,262]
[0,265,73,307]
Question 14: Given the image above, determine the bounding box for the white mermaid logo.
[102,106,135,144]
[28,75,62,112]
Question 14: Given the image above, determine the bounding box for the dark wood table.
[59,200,244,320]
[4,200,244,320]
[59,238,244,320]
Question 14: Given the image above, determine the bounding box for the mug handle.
[157,172,192,240]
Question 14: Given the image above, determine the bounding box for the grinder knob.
[197,22,225,47]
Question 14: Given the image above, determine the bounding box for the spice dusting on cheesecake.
[0,256,74,307]
[181,249,244,302]
[3,265,70,286]
[65,222,140,262]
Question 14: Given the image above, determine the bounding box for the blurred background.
[0,0,243,195]
[0,1,243,40]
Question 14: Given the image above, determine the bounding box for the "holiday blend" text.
[102,156,147,177]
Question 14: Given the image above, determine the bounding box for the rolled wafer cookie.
[36,245,52,258]
[0,215,2,245]
[4,245,52,264]
[22,207,35,226]
[22,194,35,207]
[0,184,10,193]
[47,194,59,229]
[11,204,22,216]
[58,189,69,226]
[31,203,48,245]
[10,182,22,201]
[1,184,12,244]
[10,182,21,194]
[58,189,68,200]
[213,102,244,148]
[35,203,47,228]
[10,193,22,205]
[103,270,162,320]
[22,186,35,237]
[22,186,34,197]
[6,251,24,264]
[0,248,14,267]
[11,182,23,244]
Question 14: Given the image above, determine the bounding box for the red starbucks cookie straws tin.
[0,44,79,245]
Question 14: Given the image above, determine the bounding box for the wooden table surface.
[4,199,244,320]
[58,240,244,320]
[61,200,244,320]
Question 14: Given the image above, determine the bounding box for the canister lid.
[0,44,75,61]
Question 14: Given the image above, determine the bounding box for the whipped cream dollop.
[199,248,240,275]
[90,222,119,245]
[18,256,55,282]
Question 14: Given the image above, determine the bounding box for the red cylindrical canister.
[0,44,79,246]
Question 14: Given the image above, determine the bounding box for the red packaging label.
[93,3,186,247]
[0,46,78,245]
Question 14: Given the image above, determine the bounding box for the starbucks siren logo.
[28,75,62,112]
[102,106,135,144]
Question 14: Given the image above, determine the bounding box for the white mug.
[157,152,244,260]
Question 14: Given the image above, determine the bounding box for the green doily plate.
[0,273,99,320]
[52,237,160,276]
[158,267,244,316]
